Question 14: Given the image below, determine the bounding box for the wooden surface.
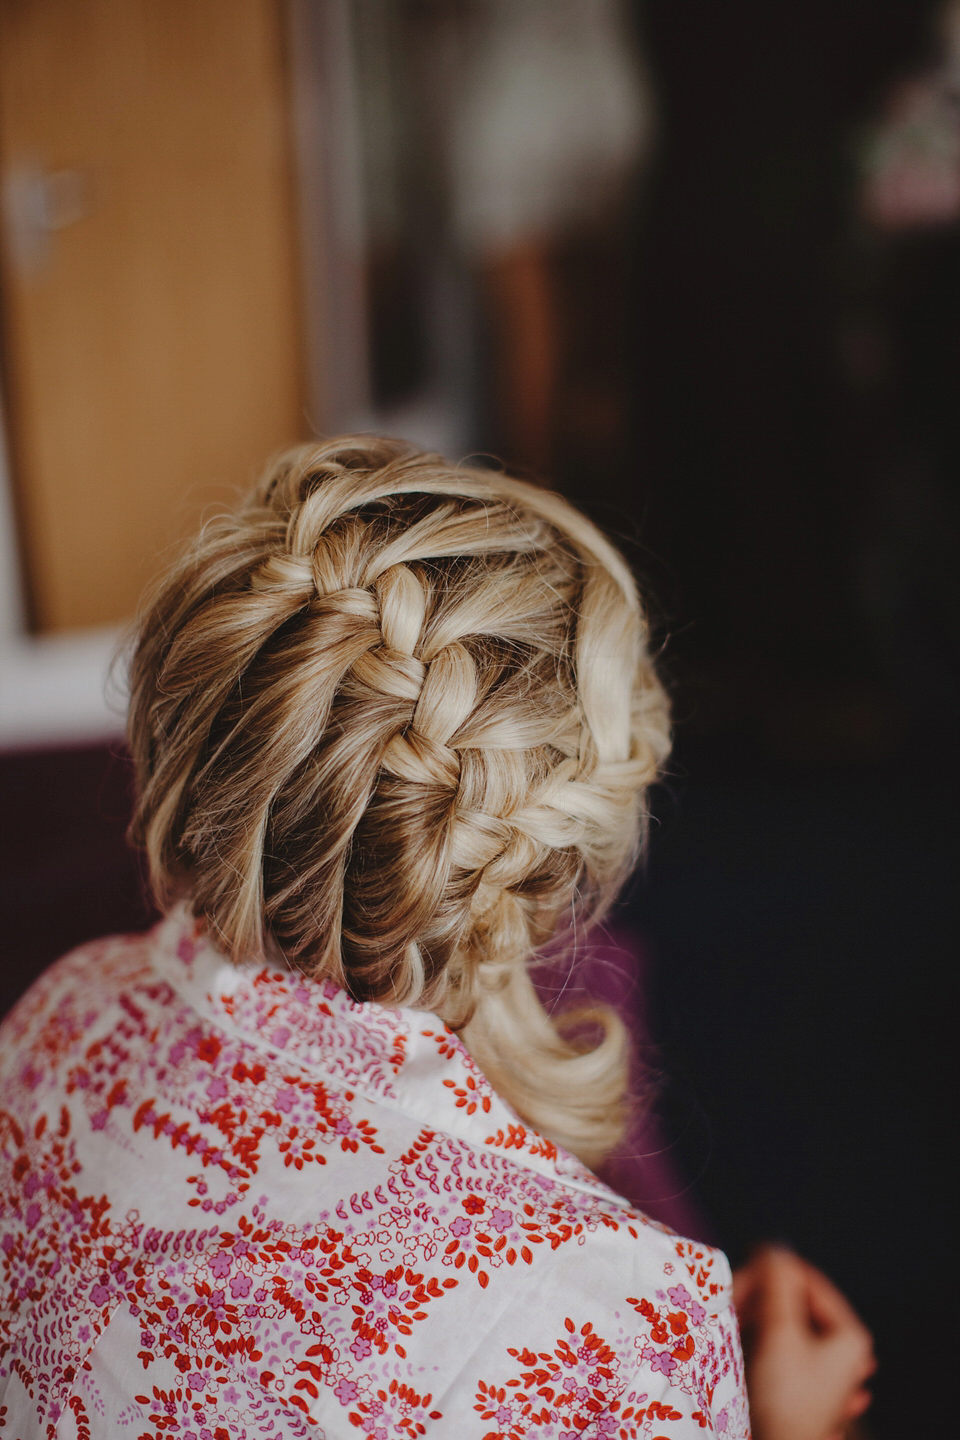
[0,0,306,631]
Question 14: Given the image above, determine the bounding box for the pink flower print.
[489,1206,513,1234]
[350,1334,372,1360]
[335,1378,358,1406]
[209,1252,232,1279]
[271,1026,291,1049]
[667,1284,693,1308]
[449,1215,471,1238]
[177,934,197,963]
[91,1109,108,1131]
[222,1386,240,1406]
[89,1283,111,1305]
[229,1273,252,1299]
[187,1373,205,1391]
[205,1075,229,1101]
[275,1086,297,1113]
[716,1408,729,1433]
[497,1405,512,1424]
[335,1116,352,1135]
[254,1288,267,1302]
[22,1171,39,1199]
[650,1350,677,1376]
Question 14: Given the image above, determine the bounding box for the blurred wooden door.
[0,0,306,632]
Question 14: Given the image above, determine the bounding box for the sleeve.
[463,1229,751,1438]
[613,1236,751,1437]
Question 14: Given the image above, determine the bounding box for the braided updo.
[128,436,670,1164]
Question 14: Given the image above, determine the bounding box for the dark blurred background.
[617,7,958,1434]
[2,3,958,1434]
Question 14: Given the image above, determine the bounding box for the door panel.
[0,0,306,631]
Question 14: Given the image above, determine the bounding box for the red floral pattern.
[0,911,748,1437]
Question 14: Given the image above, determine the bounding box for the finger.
[732,1260,766,1340]
[842,1384,874,1421]
[732,1245,782,1314]
[798,1261,877,1383]
[815,1322,877,1423]
[749,1245,809,1327]
[844,1339,878,1390]
[732,1263,755,1310]
[799,1258,862,1335]
[732,1251,775,1312]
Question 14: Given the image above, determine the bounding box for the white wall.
[0,392,125,751]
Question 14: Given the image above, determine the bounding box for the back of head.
[128,436,669,1164]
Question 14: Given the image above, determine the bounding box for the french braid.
[128,436,670,1163]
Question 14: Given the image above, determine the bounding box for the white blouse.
[0,908,749,1438]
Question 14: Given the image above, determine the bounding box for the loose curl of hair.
[128,437,670,1165]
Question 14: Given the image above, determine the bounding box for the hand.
[733,1245,876,1440]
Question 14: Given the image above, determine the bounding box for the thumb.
[749,1245,809,1329]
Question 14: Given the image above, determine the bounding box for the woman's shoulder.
[0,926,159,1078]
[0,912,748,1438]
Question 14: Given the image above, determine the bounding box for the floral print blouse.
[0,909,749,1439]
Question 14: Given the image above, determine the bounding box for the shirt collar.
[148,905,623,1205]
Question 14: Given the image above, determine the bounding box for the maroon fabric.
[535,928,714,1242]
[0,743,158,1019]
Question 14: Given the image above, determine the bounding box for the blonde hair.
[128,437,670,1165]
